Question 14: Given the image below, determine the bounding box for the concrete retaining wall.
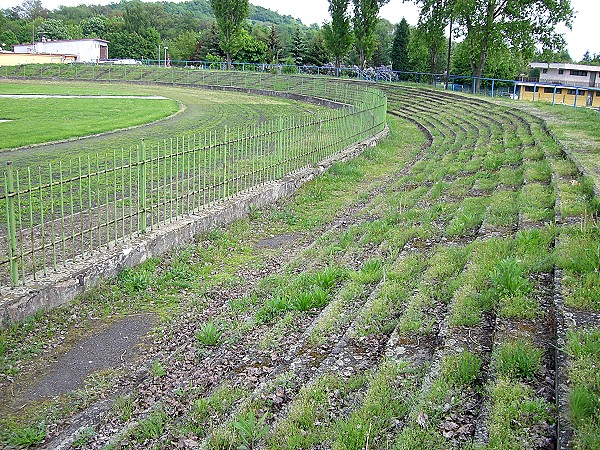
[0,126,389,326]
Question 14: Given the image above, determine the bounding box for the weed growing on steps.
[494,339,543,380]
[176,382,248,437]
[150,359,167,378]
[133,407,168,441]
[332,360,417,450]
[522,183,556,222]
[565,329,600,448]
[350,258,384,285]
[441,351,482,386]
[555,223,600,310]
[487,379,553,450]
[266,373,368,449]
[489,258,531,298]
[486,190,520,228]
[558,177,600,217]
[112,395,133,422]
[1,422,47,448]
[233,411,269,450]
[196,321,222,346]
[291,287,328,311]
[72,426,96,448]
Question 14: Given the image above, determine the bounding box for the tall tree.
[371,18,394,67]
[416,3,447,78]
[390,18,410,72]
[291,26,307,65]
[268,24,281,62]
[323,0,352,70]
[19,0,47,20]
[123,0,151,35]
[352,0,388,68]
[304,30,330,66]
[415,0,574,92]
[209,0,249,68]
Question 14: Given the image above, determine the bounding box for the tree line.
[0,0,591,84]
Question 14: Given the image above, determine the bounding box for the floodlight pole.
[164,46,168,68]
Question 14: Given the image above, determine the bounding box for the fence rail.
[1,66,387,287]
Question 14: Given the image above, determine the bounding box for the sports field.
[0,80,328,168]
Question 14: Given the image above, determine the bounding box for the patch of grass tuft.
[495,340,543,380]
[442,351,482,386]
[196,321,222,346]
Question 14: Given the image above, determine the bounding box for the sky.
[2,0,597,61]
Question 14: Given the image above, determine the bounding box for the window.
[542,69,548,74]
[596,91,600,97]
[556,89,563,94]
[544,87,555,93]
[525,86,535,92]
[570,70,588,77]
[567,89,585,95]
[558,69,564,75]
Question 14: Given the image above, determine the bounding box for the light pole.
[158,44,161,66]
[164,46,168,68]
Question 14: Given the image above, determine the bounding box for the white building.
[530,62,600,88]
[13,39,108,63]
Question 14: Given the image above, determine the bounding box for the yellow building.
[0,51,77,67]
[518,83,600,108]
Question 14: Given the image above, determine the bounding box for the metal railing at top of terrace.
[0,66,387,287]
[99,59,600,108]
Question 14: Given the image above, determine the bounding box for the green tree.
[123,0,151,35]
[107,28,160,60]
[267,24,282,62]
[0,30,19,50]
[209,0,249,68]
[304,30,330,66]
[19,0,47,20]
[352,0,388,68]
[168,30,199,61]
[370,18,393,67]
[415,0,574,92]
[390,18,410,72]
[81,16,107,38]
[415,4,447,78]
[194,21,223,60]
[290,26,306,65]
[37,18,70,40]
[235,28,268,62]
[535,47,572,64]
[323,0,353,69]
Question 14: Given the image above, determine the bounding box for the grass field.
[0,96,180,150]
[0,77,598,450]
[0,80,327,168]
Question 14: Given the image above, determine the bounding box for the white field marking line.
[0,119,12,123]
[0,94,169,99]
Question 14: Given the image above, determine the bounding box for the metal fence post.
[5,162,18,286]
[223,128,228,200]
[278,116,283,178]
[138,139,147,233]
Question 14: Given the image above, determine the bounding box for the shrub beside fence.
[0,66,387,287]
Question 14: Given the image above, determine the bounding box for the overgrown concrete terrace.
[0,81,599,450]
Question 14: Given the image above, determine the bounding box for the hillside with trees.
[0,0,581,84]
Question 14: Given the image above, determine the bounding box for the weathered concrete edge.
[0,125,389,326]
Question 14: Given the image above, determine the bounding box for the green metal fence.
[1,65,387,287]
